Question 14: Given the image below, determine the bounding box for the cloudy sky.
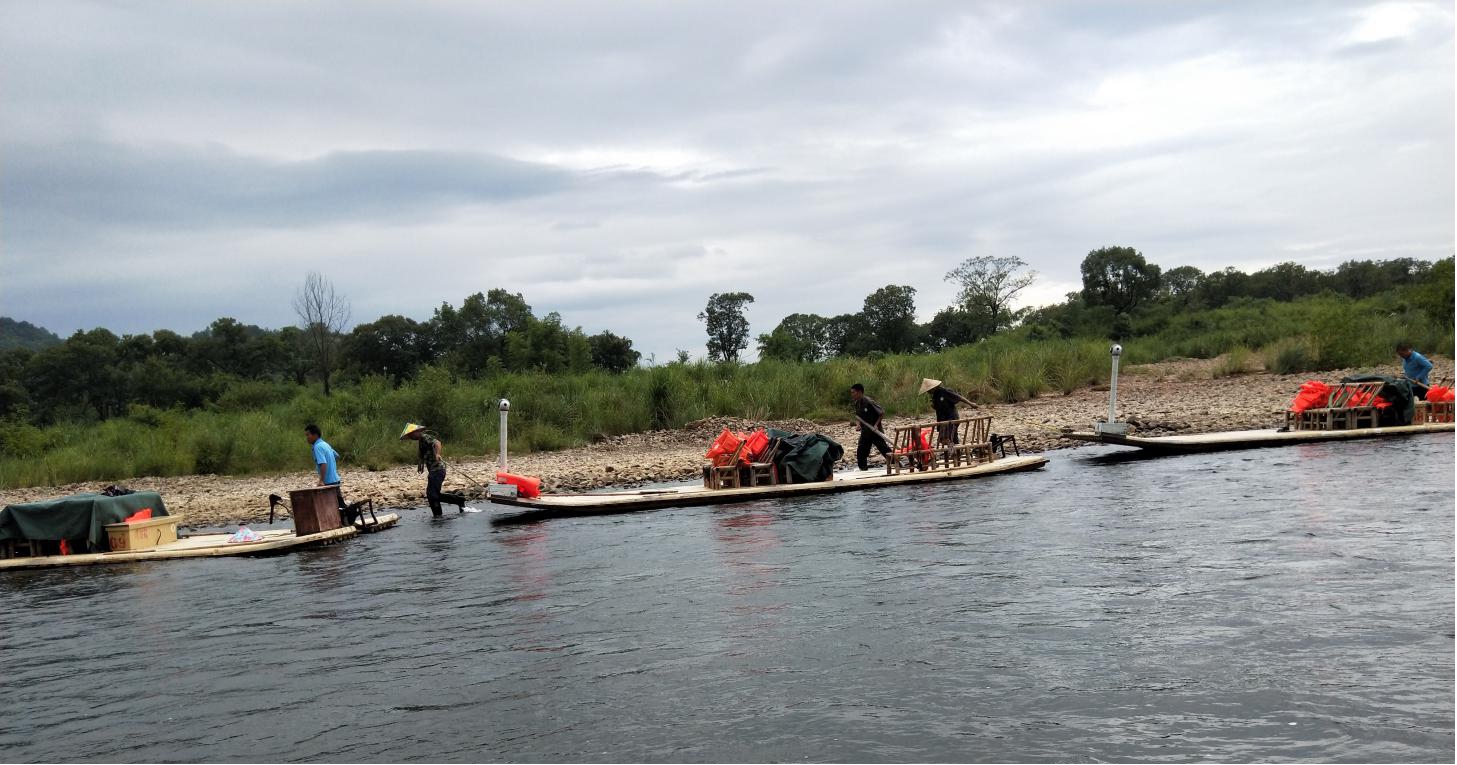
[1,1,1452,360]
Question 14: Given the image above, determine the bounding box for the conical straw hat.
[398,422,426,440]
[918,378,942,395]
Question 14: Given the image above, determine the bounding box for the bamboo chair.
[708,440,747,490]
[1325,382,1385,430]
[888,425,932,475]
[962,415,994,464]
[747,438,780,487]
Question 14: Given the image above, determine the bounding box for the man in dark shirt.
[400,422,467,516]
[850,383,894,471]
[919,378,978,444]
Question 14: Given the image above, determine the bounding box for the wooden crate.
[289,486,343,536]
[1417,400,1454,423]
[105,516,180,552]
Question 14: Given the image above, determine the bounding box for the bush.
[1263,336,1319,374]
[1213,346,1253,377]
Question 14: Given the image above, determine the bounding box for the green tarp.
[765,429,845,483]
[0,492,168,553]
[1341,374,1416,426]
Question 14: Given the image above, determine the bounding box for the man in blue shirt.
[305,423,341,487]
[1398,344,1434,399]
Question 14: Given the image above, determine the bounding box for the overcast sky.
[1,0,1452,360]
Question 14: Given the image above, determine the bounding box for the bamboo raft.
[0,513,400,571]
[1062,423,1453,454]
[488,454,1047,523]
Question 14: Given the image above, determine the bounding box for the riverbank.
[4,355,1447,528]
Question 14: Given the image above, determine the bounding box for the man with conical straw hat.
[919,378,979,445]
[399,423,467,516]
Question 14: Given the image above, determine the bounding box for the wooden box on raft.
[104,516,180,552]
[288,487,344,536]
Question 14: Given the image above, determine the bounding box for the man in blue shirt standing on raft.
[1398,343,1434,400]
[305,423,341,487]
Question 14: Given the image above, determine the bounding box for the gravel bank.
[5,355,1447,528]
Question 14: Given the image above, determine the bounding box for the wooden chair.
[1297,382,1384,431]
[962,415,994,464]
[888,425,935,475]
[747,438,780,487]
[708,440,747,490]
[1329,382,1384,430]
[1416,400,1454,424]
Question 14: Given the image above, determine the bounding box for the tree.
[698,292,754,362]
[923,307,987,350]
[1196,267,1251,308]
[1247,262,1321,301]
[757,313,829,362]
[293,271,351,395]
[588,331,640,372]
[1161,265,1204,305]
[1080,246,1161,313]
[345,315,429,382]
[860,285,921,353]
[945,255,1037,334]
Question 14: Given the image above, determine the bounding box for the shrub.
[1263,337,1319,374]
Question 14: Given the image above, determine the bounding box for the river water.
[1,435,1452,763]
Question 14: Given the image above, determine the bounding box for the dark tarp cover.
[1340,374,1415,426]
[0,492,168,552]
[765,429,845,483]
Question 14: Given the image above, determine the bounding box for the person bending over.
[849,383,893,471]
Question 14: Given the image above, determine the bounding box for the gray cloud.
[0,0,1451,360]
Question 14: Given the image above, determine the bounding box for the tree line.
[702,250,1453,362]
[0,275,641,425]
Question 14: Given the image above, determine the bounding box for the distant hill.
[0,317,61,352]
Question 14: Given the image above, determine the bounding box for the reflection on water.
[0,434,1451,763]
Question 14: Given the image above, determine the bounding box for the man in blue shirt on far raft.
[1397,343,1434,400]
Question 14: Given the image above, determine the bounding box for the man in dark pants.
[919,378,979,444]
[850,383,894,471]
[399,422,466,516]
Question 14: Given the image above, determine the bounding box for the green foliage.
[945,255,1037,334]
[1213,346,1253,378]
[1,255,1451,490]
[698,292,755,362]
[1263,336,1318,375]
[1080,246,1162,313]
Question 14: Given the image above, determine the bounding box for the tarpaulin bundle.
[1427,385,1455,403]
[1289,381,1332,413]
[1341,374,1416,426]
[0,492,168,552]
[765,428,845,483]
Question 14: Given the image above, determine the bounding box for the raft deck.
[489,454,1047,523]
[1062,423,1453,454]
[0,513,400,571]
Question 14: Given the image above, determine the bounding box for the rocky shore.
[5,355,1448,529]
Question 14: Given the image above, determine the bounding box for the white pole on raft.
[498,399,510,473]
[1108,343,1121,424]
[1096,344,1128,436]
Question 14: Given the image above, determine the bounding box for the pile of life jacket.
[1426,385,1455,403]
[1344,387,1391,409]
[895,427,933,456]
[704,428,771,466]
[1288,381,1331,413]
[1289,381,1391,412]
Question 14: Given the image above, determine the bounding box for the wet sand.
[5,356,1448,528]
